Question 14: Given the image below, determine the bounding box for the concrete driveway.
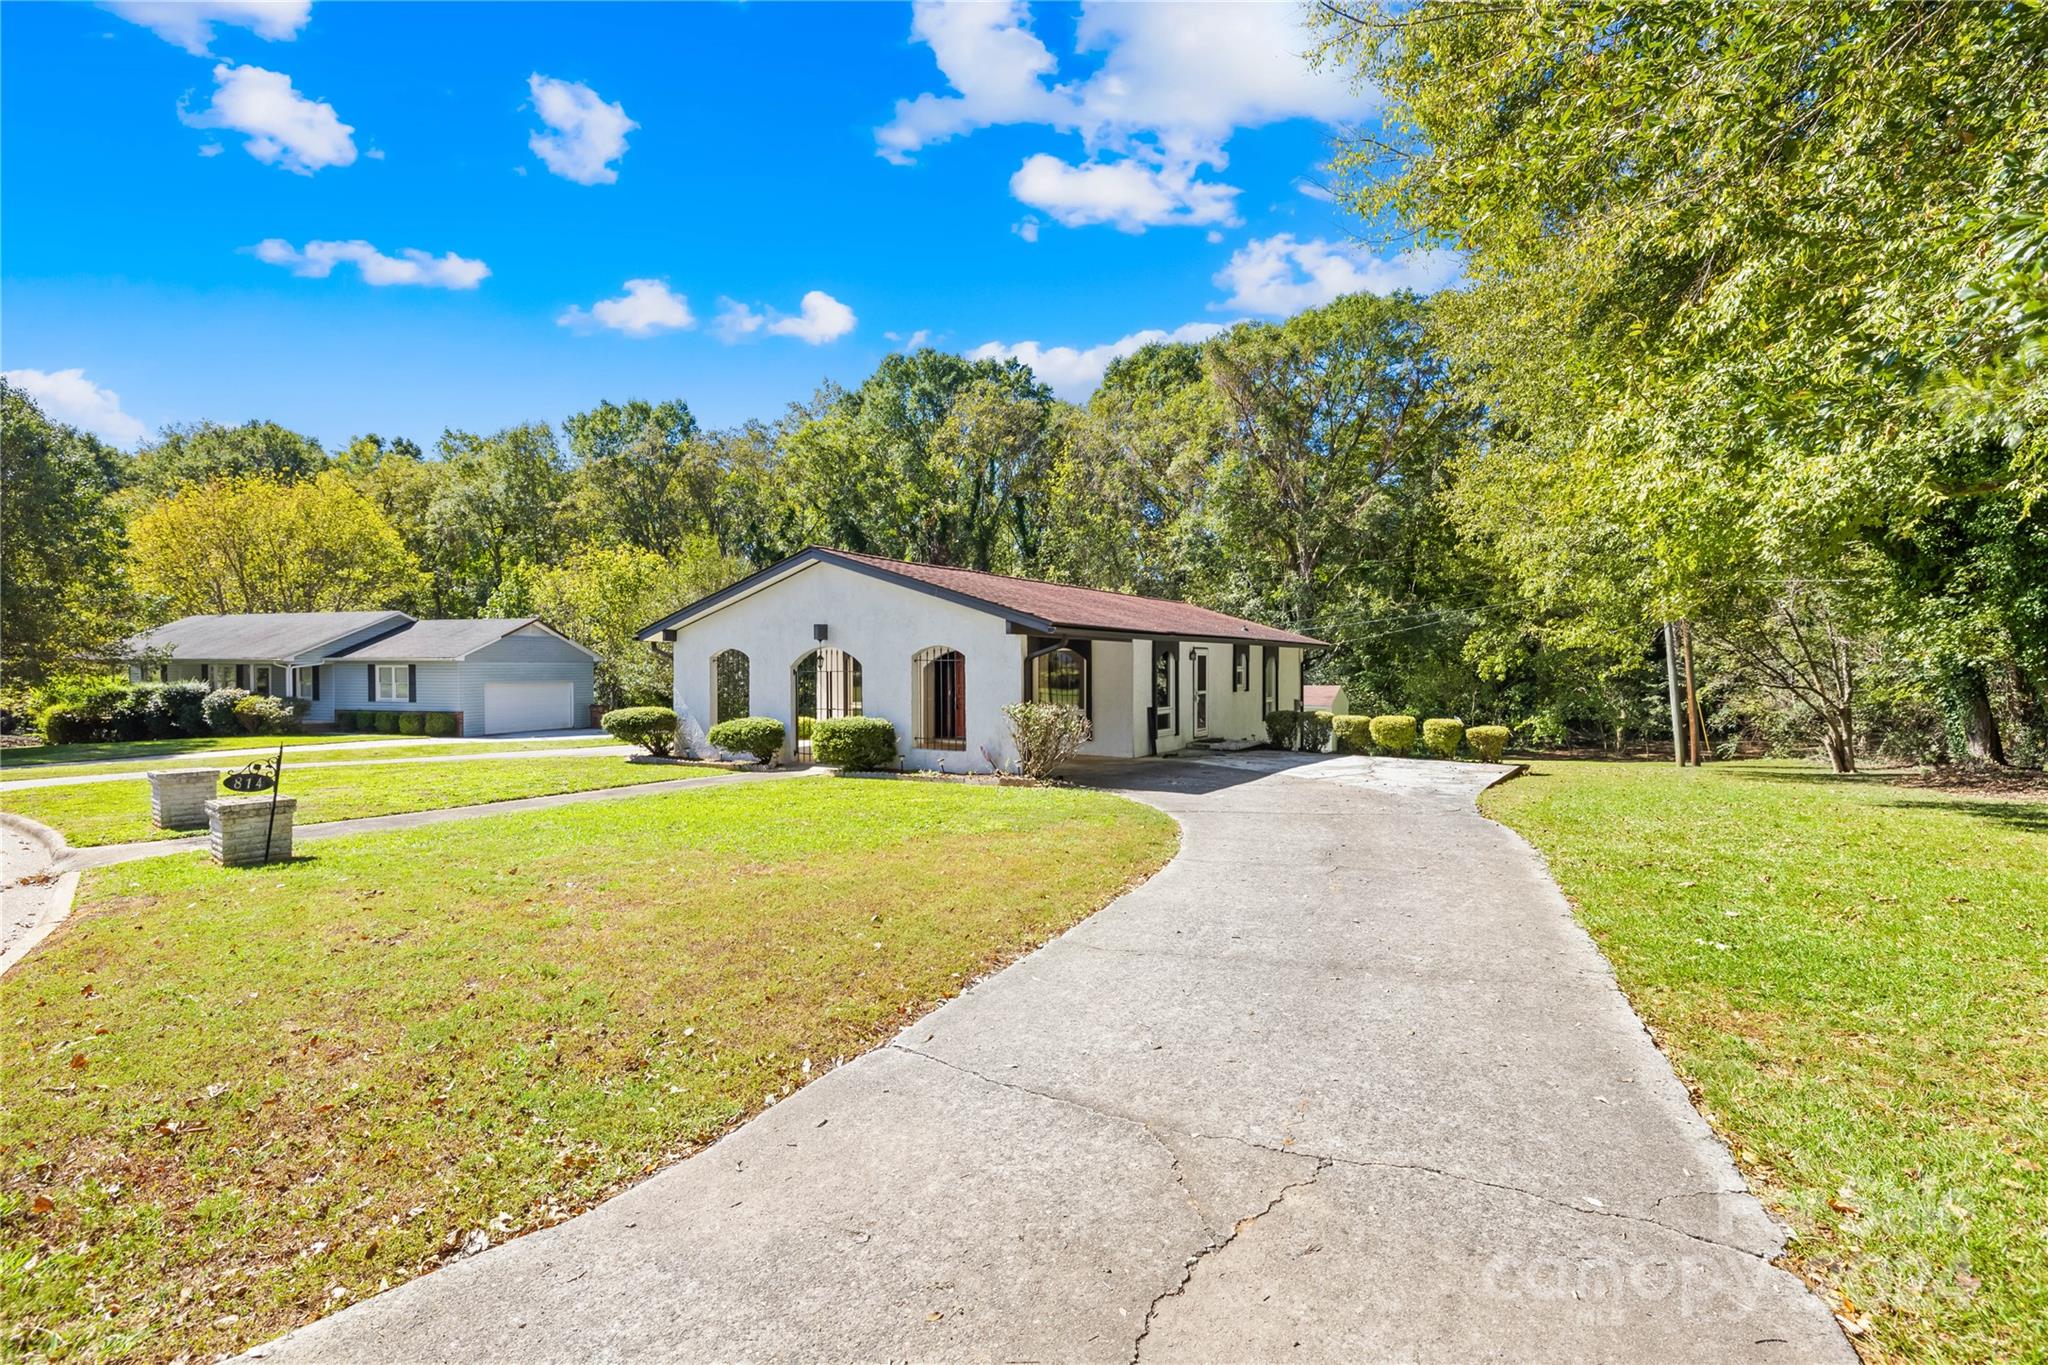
[251,752,1850,1363]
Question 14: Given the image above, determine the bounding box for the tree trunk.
[1950,663,2007,765]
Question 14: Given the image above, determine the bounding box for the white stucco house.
[123,612,597,735]
[637,547,1325,770]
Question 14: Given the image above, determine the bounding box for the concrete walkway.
[248,752,1850,1363]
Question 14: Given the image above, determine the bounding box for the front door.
[1192,650,1209,735]
[1148,640,1177,754]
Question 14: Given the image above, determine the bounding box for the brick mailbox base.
[148,769,222,830]
[207,796,297,866]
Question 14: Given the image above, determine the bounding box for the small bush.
[333,709,357,730]
[203,688,251,735]
[231,695,307,735]
[1368,715,1417,754]
[397,712,425,736]
[424,712,459,737]
[1300,709,1334,752]
[812,716,896,770]
[706,714,783,762]
[36,703,93,745]
[610,706,684,757]
[1331,714,1373,754]
[1264,709,1300,749]
[1467,725,1511,763]
[374,710,399,734]
[157,682,212,737]
[1422,717,1465,758]
[1004,702,1092,779]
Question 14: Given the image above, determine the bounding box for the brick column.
[206,796,297,866]
[148,769,221,830]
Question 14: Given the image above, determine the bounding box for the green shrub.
[202,687,250,735]
[230,695,307,735]
[36,702,93,745]
[706,714,783,762]
[374,710,399,734]
[1003,701,1092,779]
[334,709,357,730]
[1263,709,1300,748]
[1422,717,1465,758]
[812,716,896,770]
[424,712,458,737]
[796,714,815,741]
[1331,714,1373,754]
[397,712,425,736]
[610,706,684,757]
[1467,725,1511,763]
[1368,715,1417,754]
[1300,709,1334,752]
[152,682,212,737]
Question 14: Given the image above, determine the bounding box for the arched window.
[792,647,862,756]
[711,649,750,725]
[1029,646,1087,711]
[913,646,966,751]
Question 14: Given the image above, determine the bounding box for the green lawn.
[0,737,622,783]
[1482,759,2047,1363]
[0,755,712,846]
[0,781,1176,1362]
[0,732,435,770]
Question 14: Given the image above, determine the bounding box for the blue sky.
[0,1,1457,452]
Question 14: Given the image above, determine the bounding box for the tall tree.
[563,399,716,552]
[129,472,426,615]
[0,381,136,685]
[427,423,568,610]
[128,419,327,499]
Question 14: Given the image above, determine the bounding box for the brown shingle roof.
[641,547,1325,647]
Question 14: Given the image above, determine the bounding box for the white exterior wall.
[1078,639,1140,758]
[671,561,1027,771]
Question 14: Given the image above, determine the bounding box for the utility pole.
[1681,620,1706,765]
[1663,622,1687,765]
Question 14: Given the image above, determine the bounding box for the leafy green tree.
[485,539,744,707]
[129,472,425,616]
[0,381,137,686]
[563,399,717,553]
[128,419,327,499]
[428,424,569,610]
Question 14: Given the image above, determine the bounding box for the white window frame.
[376,664,405,701]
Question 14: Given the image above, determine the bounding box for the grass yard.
[0,732,443,770]
[0,756,714,846]
[0,737,623,784]
[1482,759,2047,1363]
[0,780,1176,1362]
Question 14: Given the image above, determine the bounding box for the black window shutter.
[367,663,376,697]
[407,664,418,701]
[236,663,248,690]
[311,668,321,701]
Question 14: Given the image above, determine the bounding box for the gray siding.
[330,652,593,735]
[454,660,595,735]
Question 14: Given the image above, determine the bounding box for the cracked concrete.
[247,752,1851,1363]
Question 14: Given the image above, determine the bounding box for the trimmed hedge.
[812,716,897,770]
[1466,724,1511,763]
[608,706,683,757]
[1263,708,1335,752]
[1422,718,1465,758]
[424,712,459,737]
[1331,714,1372,754]
[396,712,424,736]
[1368,714,1417,754]
[706,715,782,762]
[374,710,399,734]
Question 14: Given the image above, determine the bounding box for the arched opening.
[913,646,966,751]
[710,649,750,726]
[1028,644,1087,711]
[791,647,862,757]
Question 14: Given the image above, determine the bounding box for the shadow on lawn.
[1730,765,2048,834]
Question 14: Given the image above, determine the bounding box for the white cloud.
[715,290,858,345]
[885,328,933,350]
[198,142,223,157]
[107,0,310,56]
[1212,234,1464,315]
[767,290,856,344]
[180,62,355,174]
[528,74,636,185]
[557,279,693,337]
[877,1,1372,233]
[251,238,489,289]
[1010,153,1237,232]
[3,367,147,447]
[968,321,1229,398]
[1012,216,1040,243]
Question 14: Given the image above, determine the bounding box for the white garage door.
[482,680,574,734]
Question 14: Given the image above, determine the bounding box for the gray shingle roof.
[125,612,411,662]
[325,618,547,661]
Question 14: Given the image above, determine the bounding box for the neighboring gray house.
[124,613,596,735]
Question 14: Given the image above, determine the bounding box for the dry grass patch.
[0,780,1176,1361]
